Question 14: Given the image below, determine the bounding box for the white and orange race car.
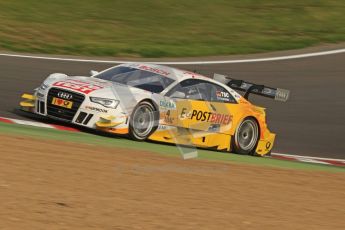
[20,63,289,156]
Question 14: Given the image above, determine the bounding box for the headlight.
[39,83,49,90]
[90,97,119,109]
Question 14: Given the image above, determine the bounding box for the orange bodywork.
[148,98,275,156]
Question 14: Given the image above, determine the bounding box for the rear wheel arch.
[231,116,260,155]
[248,116,261,137]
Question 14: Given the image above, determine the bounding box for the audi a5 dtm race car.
[20,63,289,156]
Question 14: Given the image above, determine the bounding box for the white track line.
[295,158,331,165]
[271,152,345,162]
[0,48,345,65]
[8,118,54,128]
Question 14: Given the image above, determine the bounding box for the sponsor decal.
[208,124,220,132]
[180,108,232,125]
[51,97,73,109]
[216,90,231,101]
[85,106,108,113]
[263,88,274,94]
[138,65,170,76]
[216,90,229,98]
[160,100,176,109]
[158,125,167,130]
[182,71,203,78]
[53,80,104,94]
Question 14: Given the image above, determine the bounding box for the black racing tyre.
[129,101,158,141]
[232,117,259,155]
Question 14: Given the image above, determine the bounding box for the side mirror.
[90,70,99,77]
[170,91,186,99]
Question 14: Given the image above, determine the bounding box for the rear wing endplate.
[213,74,290,102]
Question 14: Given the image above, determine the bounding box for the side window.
[166,79,236,103]
[165,79,206,100]
[209,83,237,103]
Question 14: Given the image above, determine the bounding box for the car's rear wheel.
[129,101,157,141]
[232,117,259,155]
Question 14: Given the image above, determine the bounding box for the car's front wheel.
[232,117,259,155]
[129,101,157,141]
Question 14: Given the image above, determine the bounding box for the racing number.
[164,110,173,124]
[266,142,271,150]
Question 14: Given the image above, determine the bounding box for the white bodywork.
[33,63,243,130]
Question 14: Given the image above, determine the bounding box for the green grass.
[0,122,344,173]
[0,0,344,57]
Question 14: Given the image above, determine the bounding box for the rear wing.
[213,74,290,102]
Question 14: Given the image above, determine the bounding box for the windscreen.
[95,66,175,93]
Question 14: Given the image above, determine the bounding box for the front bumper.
[20,91,129,134]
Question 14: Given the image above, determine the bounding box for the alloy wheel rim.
[132,105,154,138]
[236,119,258,151]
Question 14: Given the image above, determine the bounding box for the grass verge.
[0,1,344,57]
[0,122,344,173]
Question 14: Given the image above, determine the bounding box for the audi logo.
[57,92,73,100]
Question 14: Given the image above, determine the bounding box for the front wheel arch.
[128,100,159,141]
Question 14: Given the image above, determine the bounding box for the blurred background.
[0,0,344,57]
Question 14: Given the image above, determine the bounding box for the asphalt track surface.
[0,52,344,159]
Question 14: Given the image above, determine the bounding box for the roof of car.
[119,62,244,101]
[120,63,210,82]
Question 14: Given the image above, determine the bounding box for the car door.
[164,79,238,135]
